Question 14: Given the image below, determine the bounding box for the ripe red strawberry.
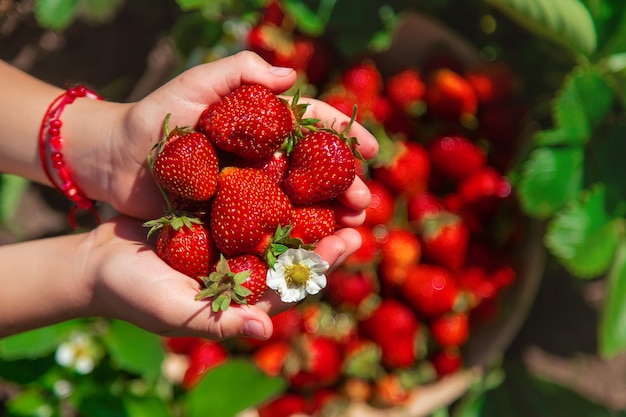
[258,393,308,417]
[407,191,444,225]
[377,228,421,290]
[145,215,218,283]
[359,299,419,369]
[287,334,343,390]
[384,67,426,115]
[402,264,461,318]
[210,166,292,256]
[457,166,511,210]
[371,140,430,197]
[252,339,291,376]
[418,211,470,271]
[290,202,336,244]
[431,348,463,377]
[342,225,380,268]
[196,254,269,311]
[424,67,478,122]
[430,312,470,348]
[151,116,219,202]
[283,126,358,205]
[325,269,378,311]
[464,60,517,105]
[363,178,396,226]
[237,150,290,185]
[181,340,228,389]
[428,134,487,182]
[163,336,202,355]
[322,89,360,120]
[197,84,298,161]
[341,60,383,111]
[260,0,285,26]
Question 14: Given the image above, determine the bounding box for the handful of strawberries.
[144,84,361,311]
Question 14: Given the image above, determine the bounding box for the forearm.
[0,60,63,184]
[0,232,94,337]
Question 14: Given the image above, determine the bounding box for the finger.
[336,175,372,211]
[315,228,362,272]
[173,51,298,108]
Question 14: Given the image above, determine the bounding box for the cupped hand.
[106,50,378,222]
[86,215,368,340]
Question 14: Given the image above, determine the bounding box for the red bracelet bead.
[39,85,103,228]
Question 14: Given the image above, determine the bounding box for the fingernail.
[270,66,293,76]
[244,320,267,339]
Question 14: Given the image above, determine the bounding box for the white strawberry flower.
[55,332,101,375]
[266,248,329,303]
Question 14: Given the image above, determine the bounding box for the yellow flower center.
[285,264,311,288]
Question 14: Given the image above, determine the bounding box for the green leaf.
[186,359,286,417]
[597,4,626,57]
[6,389,52,417]
[283,0,333,36]
[553,67,614,141]
[0,320,82,360]
[34,0,80,31]
[544,184,620,278]
[516,146,584,219]
[123,395,171,417]
[0,174,29,226]
[483,0,597,57]
[599,236,626,358]
[101,320,164,378]
[78,0,125,24]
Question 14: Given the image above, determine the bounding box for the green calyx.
[195,255,253,312]
[142,212,202,239]
[264,224,314,269]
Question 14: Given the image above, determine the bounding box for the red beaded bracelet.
[39,85,103,229]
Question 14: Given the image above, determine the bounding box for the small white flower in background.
[55,332,101,375]
[267,248,329,303]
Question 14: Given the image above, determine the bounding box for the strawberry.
[373,373,411,407]
[196,254,269,311]
[290,202,336,245]
[401,263,461,318]
[210,166,292,256]
[181,340,228,389]
[145,215,218,283]
[287,334,343,390]
[359,299,419,369]
[418,210,470,271]
[431,348,463,377]
[325,269,378,312]
[371,140,430,197]
[247,150,290,185]
[341,60,383,111]
[283,123,359,205]
[428,134,487,182]
[260,0,285,26]
[377,228,421,290]
[457,166,511,210]
[464,60,517,105]
[424,67,478,122]
[342,337,384,380]
[258,393,309,417]
[150,115,219,202]
[342,225,380,268]
[252,339,291,376]
[197,84,300,161]
[163,336,202,355]
[430,312,470,348]
[363,178,396,226]
[407,191,444,225]
[384,67,426,115]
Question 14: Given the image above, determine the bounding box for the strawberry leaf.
[34,0,79,31]
[483,0,597,57]
[599,237,626,358]
[517,146,584,219]
[552,67,614,143]
[545,184,620,278]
